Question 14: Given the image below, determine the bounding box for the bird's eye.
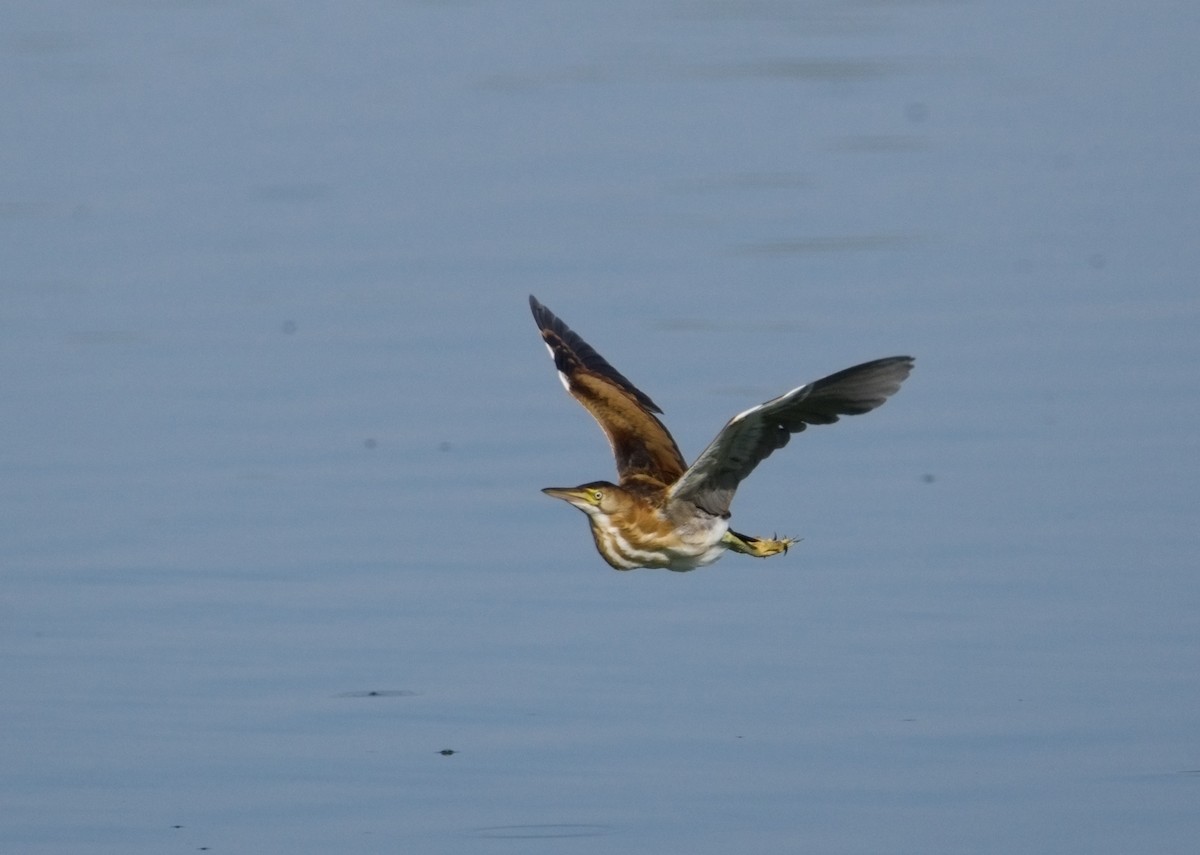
[592,490,604,502]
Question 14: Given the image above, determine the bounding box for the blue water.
[3,2,1198,853]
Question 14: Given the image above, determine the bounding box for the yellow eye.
[592,490,604,502]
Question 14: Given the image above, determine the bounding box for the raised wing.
[530,296,687,485]
[669,356,914,516]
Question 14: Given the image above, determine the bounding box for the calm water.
[3,1,1198,853]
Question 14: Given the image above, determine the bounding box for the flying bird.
[530,295,913,571]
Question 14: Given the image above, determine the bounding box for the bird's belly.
[589,512,729,572]
[660,518,730,572]
[661,545,726,572]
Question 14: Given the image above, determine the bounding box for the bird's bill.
[540,486,590,504]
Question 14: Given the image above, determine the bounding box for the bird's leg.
[722,529,796,558]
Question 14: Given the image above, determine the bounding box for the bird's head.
[541,481,625,516]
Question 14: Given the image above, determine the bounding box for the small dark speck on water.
[334,689,418,699]
[364,437,377,449]
[281,319,297,334]
[440,749,457,756]
[438,441,452,452]
[922,473,936,483]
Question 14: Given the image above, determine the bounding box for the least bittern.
[530,296,913,571]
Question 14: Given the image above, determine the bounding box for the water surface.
[3,2,1198,853]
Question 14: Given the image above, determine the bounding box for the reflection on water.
[474,824,615,839]
[737,233,922,254]
[728,58,908,81]
[830,134,929,152]
[663,171,813,194]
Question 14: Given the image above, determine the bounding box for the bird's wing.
[668,356,914,516]
[530,296,687,485]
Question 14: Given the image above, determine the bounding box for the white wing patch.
[543,342,573,393]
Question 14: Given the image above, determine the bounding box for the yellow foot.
[722,529,798,558]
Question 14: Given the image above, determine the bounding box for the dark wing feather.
[669,356,914,516]
[530,296,687,485]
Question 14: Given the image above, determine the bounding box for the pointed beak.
[541,486,586,504]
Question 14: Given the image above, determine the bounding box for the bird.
[529,295,913,571]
